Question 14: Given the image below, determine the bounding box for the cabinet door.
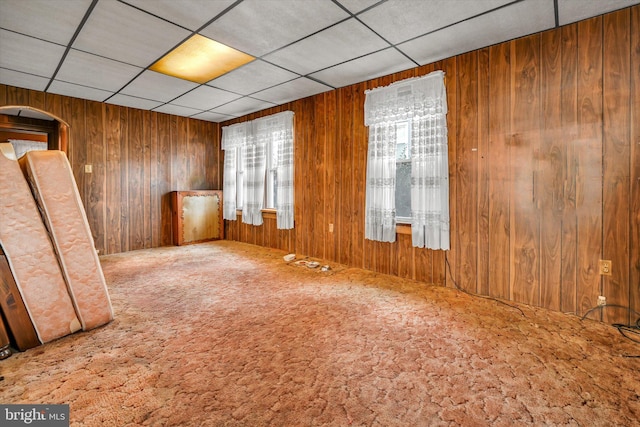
[171,191,223,245]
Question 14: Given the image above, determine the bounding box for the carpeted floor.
[1,241,638,426]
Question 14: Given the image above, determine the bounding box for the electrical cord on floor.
[581,304,640,356]
[444,253,525,317]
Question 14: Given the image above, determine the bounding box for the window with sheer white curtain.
[221,111,294,229]
[364,70,450,250]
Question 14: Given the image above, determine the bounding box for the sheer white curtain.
[242,125,266,226]
[221,111,294,229]
[364,122,398,242]
[221,122,249,221]
[254,111,295,229]
[364,70,450,250]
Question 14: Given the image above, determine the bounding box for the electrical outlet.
[599,260,612,276]
[84,164,93,174]
[597,296,606,306]
[328,223,334,233]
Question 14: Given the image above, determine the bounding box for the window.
[222,111,294,229]
[363,70,449,250]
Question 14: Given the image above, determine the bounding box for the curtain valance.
[221,122,250,150]
[364,70,447,126]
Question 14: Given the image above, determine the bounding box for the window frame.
[394,119,412,225]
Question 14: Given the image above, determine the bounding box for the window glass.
[395,121,411,222]
[265,139,278,209]
[236,146,244,209]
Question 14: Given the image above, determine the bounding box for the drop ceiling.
[0,0,637,123]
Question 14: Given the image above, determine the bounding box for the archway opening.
[0,106,69,157]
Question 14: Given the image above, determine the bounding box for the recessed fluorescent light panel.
[150,34,254,84]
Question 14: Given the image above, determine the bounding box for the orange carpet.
[1,241,638,426]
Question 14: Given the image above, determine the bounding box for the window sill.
[233,209,277,220]
[396,223,411,235]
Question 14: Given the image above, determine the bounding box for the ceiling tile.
[121,70,199,103]
[172,85,241,110]
[125,0,237,31]
[47,80,113,102]
[0,0,92,45]
[106,94,164,110]
[398,0,555,65]
[191,111,235,123]
[199,0,349,57]
[0,68,50,92]
[0,30,65,78]
[336,0,383,14]
[252,78,332,105]
[56,49,143,92]
[72,0,191,67]
[263,18,389,76]
[358,0,512,44]
[208,60,299,96]
[211,97,276,117]
[309,48,416,88]
[558,0,640,25]
[153,104,203,117]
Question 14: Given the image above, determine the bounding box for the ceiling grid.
[0,0,637,122]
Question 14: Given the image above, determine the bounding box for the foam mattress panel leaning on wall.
[20,150,114,331]
[0,144,82,343]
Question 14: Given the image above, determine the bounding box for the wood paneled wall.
[0,87,221,255]
[224,6,640,323]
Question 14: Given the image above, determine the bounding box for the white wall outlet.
[597,296,606,306]
[84,164,93,174]
[329,223,334,233]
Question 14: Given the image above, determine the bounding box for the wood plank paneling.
[488,42,512,300]
[456,51,479,293]
[603,9,631,324]
[540,28,563,312]
[630,6,640,325]
[128,108,145,251]
[511,35,541,306]
[560,24,579,315]
[85,100,106,254]
[105,104,122,254]
[477,48,491,296]
[576,16,604,320]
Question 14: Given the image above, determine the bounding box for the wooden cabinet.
[171,190,223,246]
